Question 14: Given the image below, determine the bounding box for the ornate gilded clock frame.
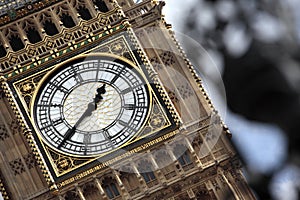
[30,53,154,157]
[0,19,181,191]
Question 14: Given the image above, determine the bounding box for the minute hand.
[58,102,95,149]
[57,84,106,149]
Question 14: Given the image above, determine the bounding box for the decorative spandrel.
[138,97,169,138]
[94,37,136,64]
[14,71,49,110]
[47,147,89,175]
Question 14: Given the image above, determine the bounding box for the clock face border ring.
[30,53,152,157]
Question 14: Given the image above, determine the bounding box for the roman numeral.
[95,61,101,81]
[83,134,92,155]
[83,134,91,144]
[74,73,84,83]
[111,66,125,84]
[123,104,148,110]
[102,129,111,140]
[52,118,63,126]
[110,74,120,84]
[58,85,69,93]
[71,67,84,83]
[37,104,62,108]
[123,104,135,110]
[118,120,128,127]
[120,87,131,95]
[40,123,52,130]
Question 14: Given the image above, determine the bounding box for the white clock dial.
[33,56,150,156]
[63,83,122,132]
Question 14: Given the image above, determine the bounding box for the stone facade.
[0,0,255,199]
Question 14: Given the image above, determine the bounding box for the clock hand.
[58,84,106,149]
[94,84,106,109]
[58,102,95,149]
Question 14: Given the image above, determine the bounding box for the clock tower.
[0,0,255,199]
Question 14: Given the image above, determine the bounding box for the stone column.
[131,162,147,189]
[149,153,167,183]
[95,177,107,199]
[76,185,86,200]
[113,169,130,199]
[185,137,203,170]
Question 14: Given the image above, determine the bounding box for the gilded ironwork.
[139,98,168,137]
[0,124,9,141]
[14,72,47,110]
[47,147,89,175]
[95,37,136,63]
[0,5,125,77]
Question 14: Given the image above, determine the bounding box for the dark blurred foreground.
[181,0,300,199]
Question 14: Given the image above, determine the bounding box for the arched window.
[178,151,192,166]
[78,6,92,20]
[65,190,80,200]
[173,144,193,167]
[119,166,141,196]
[26,27,42,44]
[102,177,120,199]
[192,135,203,155]
[9,35,24,51]
[83,183,101,200]
[195,190,213,200]
[155,150,177,180]
[43,20,59,36]
[22,19,42,44]
[0,44,6,58]
[93,0,109,13]
[137,160,156,183]
[61,13,76,28]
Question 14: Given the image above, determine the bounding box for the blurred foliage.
[181,0,300,199]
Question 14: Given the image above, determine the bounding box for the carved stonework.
[0,1,255,199]
[64,189,81,200]
[167,89,179,104]
[0,170,11,200]
[9,158,25,176]
[150,55,163,71]
[9,119,22,135]
[159,51,175,67]
[211,180,220,191]
[95,37,136,63]
[0,124,9,141]
[24,153,38,170]
[177,83,194,100]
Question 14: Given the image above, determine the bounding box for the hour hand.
[94,84,106,109]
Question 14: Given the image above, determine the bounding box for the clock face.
[33,56,150,156]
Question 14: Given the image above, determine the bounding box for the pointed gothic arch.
[22,19,42,44]
[93,0,109,13]
[64,190,80,200]
[154,150,177,180]
[4,27,24,52]
[137,159,156,183]
[119,165,141,196]
[173,144,193,168]
[82,182,101,200]
[39,12,59,36]
[101,176,120,199]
